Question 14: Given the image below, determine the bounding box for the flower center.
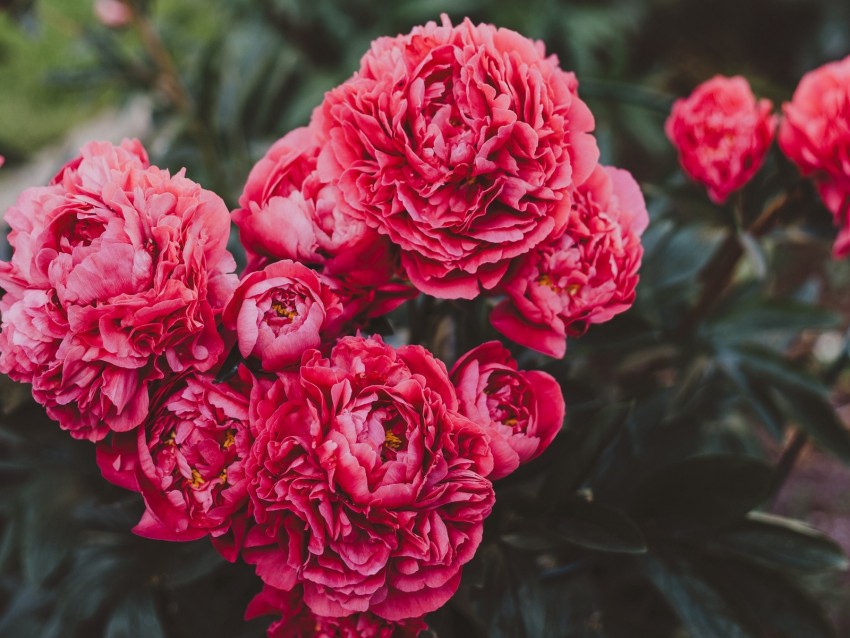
[271,301,297,320]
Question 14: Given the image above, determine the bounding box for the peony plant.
[2,4,850,638]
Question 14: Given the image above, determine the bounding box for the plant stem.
[675,189,798,339]
[131,8,225,191]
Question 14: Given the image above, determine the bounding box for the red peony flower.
[136,369,257,556]
[491,165,648,358]
[0,140,237,441]
[779,55,850,257]
[245,585,426,638]
[222,260,343,371]
[232,127,414,323]
[312,14,599,299]
[450,341,564,479]
[242,335,494,620]
[666,75,776,203]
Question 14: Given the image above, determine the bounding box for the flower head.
[0,140,237,440]
[491,165,647,358]
[242,335,494,620]
[666,75,776,203]
[779,55,850,257]
[312,14,599,299]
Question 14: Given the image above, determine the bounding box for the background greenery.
[2,1,850,636]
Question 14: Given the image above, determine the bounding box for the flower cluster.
[666,62,850,258]
[0,15,650,635]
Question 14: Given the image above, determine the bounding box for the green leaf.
[705,299,839,346]
[105,591,165,638]
[711,512,849,573]
[539,402,631,504]
[719,344,850,463]
[641,552,752,638]
[772,384,850,464]
[630,454,773,529]
[552,500,647,555]
[718,357,785,438]
[693,552,838,638]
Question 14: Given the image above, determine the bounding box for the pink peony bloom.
[222,259,343,372]
[94,0,133,28]
[450,341,564,479]
[779,55,850,257]
[232,127,414,323]
[129,369,256,561]
[242,335,494,620]
[0,155,5,168]
[0,139,237,441]
[245,585,426,638]
[491,165,648,358]
[666,75,776,203]
[312,15,599,299]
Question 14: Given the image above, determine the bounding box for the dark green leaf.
[772,384,850,464]
[641,553,752,638]
[105,591,165,638]
[553,500,647,555]
[711,512,849,573]
[539,402,631,504]
[630,455,773,529]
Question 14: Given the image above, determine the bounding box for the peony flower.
[232,127,414,323]
[491,165,648,358]
[450,341,564,479]
[666,75,776,203]
[133,369,257,558]
[779,55,850,257]
[0,139,237,441]
[222,259,343,371]
[94,0,133,28]
[312,14,599,299]
[242,335,495,620]
[245,585,426,638]
[0,155,5,168]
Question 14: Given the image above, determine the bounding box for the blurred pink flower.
[94,0,132,28]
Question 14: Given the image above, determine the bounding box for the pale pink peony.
[245,585,426,638]
[312,15,599,299]
[242,335,494,620]
[222,259,343,371]
[0,139,237,441]
[450,341,564,479]
[779,55,850,257]
[94,0,133,28]
[491,165,648,358]
[232,127,414,323]
[666,75,776,203]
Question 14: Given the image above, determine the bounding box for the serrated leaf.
[553,500,646,555]
[710,512,848,573]
[630,454,773,529]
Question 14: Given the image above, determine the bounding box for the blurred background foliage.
[3,0,850,636]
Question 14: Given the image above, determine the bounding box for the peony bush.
[2,4,850,637]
